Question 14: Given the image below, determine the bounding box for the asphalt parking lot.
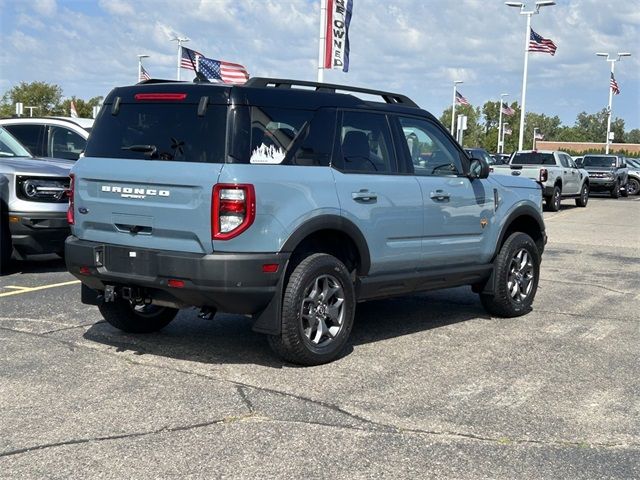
[1,196,639,479]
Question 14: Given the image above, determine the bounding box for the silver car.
[0,127,72,273]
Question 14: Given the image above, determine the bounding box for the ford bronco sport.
[66,78,546,365]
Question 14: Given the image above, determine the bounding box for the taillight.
[539,168,548,183]
[67,173,75,225]
[212,184,255,240]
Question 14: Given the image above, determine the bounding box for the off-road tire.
[627,178,640,196]
[268,253,355,366]
[575,183,589,207]
[480,232,540,318]
[99,299,178,333]
[545,186,561,212]
[610,180,620,198]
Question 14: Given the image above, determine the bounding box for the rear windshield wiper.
[121,144,157,158]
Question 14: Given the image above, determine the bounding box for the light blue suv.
[66,78,546,365]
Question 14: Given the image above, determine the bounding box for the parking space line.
[4,286,32,291]
[0,280,80,298]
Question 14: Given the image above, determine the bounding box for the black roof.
[106,77,434,120]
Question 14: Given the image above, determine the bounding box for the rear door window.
[3,124,44,156]
[84,103,228,163]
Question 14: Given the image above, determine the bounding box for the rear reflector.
[134,93,187,101]
[262,264,279,273]
[79,266,91,275]
[168,279,185,288]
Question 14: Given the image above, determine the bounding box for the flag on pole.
[534,131,544,140]
[181,46,202,70]
[139,65,151,81]
[455,91,470,106]
[198,57,250,84]
[323,0,354,72]
[501,103,515,116]
[70,100,78,118]
[529,29,557,56]
[503,125,512,135]
[610,72,620,95]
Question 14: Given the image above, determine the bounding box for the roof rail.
[244,77,418,108]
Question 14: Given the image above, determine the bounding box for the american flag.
[529,29,557,56]
[180,46,202,70]
[198,56,249,85]
[455,91,470,106]
[503,125,512,135]
[139,65,150,82]
[501,102,515,116]
[534,131,544,140]
[610,72,620,95]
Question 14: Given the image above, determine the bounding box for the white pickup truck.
[492,150,590,211]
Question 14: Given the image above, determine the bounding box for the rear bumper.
[65,236,289,314]
[9,211,69,255]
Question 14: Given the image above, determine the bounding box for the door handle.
[430,190,450,201]
[352,190,378,202]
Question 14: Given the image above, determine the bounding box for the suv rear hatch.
[72,84,230,254]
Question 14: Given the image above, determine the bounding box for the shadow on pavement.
[1,255,67,276]
[83,286,488,368]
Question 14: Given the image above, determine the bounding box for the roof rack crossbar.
[244,77,418,107]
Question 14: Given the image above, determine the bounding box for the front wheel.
[575,183,589,207]
[99,299,178,333]
[480,232,540,318]
[621,184,629,197]
[268,253,355,366]
[627,178,640,196]
[610,180,620,198]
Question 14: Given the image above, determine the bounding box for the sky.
[1,0,639,130]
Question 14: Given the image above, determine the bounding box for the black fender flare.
[280,214,371,275]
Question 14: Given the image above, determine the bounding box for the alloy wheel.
[300,274,345,347]
[507,248,535,303]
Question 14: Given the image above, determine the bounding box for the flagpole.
[605,61,615,154]
[497,93,508,153]
[450,80,462,136]
[517,13,531,151]
[317,0,327,82]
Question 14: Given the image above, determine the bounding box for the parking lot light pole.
[497,93,509,153]
[170,36,190,81]
[596,52,631,154]
[137,54,149,82]
[450,80,463,136]
[506,1,555,151]
[502,122,509,151]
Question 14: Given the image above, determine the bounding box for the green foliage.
[624,128,640,144]
[0,81,99,118]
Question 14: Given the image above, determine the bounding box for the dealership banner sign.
[324,0,353,72]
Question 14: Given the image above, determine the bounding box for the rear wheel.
[545,186,561,211]
[627,178,640,196]
[575,183,589,207]
[480,232,540,318]
[268,253,355,366]
[99,299,178,333]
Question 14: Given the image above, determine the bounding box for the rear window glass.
[511,152,555,165]
[582,156,617,167]
[84,103,227,163]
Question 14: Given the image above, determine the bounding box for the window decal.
[250,143,286,164]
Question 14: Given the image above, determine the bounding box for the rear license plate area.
[105,246,158,277]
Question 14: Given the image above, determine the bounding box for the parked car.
[491,153,511,165]
[623,157,640,196]
[0,116,92,161]
[66,77,546,365]
[579,154,629,198]
[0,127,72,273]
[492,150,590,211]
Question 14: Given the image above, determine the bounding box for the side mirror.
[621,161,627,168]
[469,157,490,179]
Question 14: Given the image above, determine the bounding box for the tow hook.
[104,285,116,302]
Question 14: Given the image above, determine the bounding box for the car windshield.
[0,127,32,157]
[511,152,555,165]
[582,156,616,167]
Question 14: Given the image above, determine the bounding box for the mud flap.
[472,264,496,295]
[251,260,289,336]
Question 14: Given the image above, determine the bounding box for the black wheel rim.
[628,180,639,195]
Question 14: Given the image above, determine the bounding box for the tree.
[439,104,483,148]
[481,101,520,153]
[57,96,104,118]
[624,128,640,144]
[0,81,63,117]
[523,112,563,149]
[574,109,625,143]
